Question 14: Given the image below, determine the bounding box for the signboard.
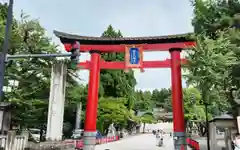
[129,47,140,65]
[124,45,144,72]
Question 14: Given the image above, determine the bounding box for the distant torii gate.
[54,31,195,150]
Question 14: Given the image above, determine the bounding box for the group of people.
[152,129,164,147]
[150,129,240,149]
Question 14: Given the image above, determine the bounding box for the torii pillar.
[83,51,101,150]
[170,48,186,150]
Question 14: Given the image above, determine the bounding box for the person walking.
[159,130,164,146]
[156,130,163,146]
[156,130,160,146]
[234,133,240,150]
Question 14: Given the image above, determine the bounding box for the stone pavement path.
[196,136,225,150]
[95,133,174,150]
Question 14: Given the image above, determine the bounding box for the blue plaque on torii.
[129,47,140,65]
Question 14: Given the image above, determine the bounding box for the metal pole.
[205,103,210,150]
[83,51,100,150]
[0,0,14,101]
[170,48,186,150]
[6,53,72,60]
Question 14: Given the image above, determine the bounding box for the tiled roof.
[210,114,234,122]
[54,30,194,45]
[137,111,153,117]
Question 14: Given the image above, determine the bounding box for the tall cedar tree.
[100,25,137,99]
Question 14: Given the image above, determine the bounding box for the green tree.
[134,90,153,111]
[185,32,236,113]
[191,106,210,136]
[140,113,156,133]
[3,12,58,128]
[191,0,240,117]
[100,25,137,98]
[0,3,82,134]
[97,97,133,134]
[192,0,240,36]
[151,89,160,103]
[182,87,210,135]
[97,25,138,133]
[151,88,171,108]
[64,84,88,136]
[141,91,153,110]
[183,88,202,121]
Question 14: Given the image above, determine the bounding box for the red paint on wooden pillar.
[84,51,101,131]
[170,48,186,150]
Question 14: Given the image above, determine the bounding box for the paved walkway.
[95,133,173,150]
[196,137,225,150]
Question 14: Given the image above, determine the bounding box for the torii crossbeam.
[78,59,187,69]
[54,30,195,150]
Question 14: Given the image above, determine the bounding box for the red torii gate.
[54,31,195,150]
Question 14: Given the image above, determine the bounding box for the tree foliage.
[97,97,131,133]
[187,0,240,118]
[0,3,83,136]
[151,88,171,108]
[135,90,153,111]
[180,0,240,135]
[185,32,237,101]
[96,25,140,133]
[100,25,136,98]
[4,12,57,128]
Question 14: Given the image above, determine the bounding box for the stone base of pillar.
[83,145,96,150]
[173,132,186,150]
[83,131,96,150]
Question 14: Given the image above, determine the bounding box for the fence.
[0,131,28,150]
[65,136,119,149]
[186,138,200,150]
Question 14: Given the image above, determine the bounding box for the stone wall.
[25,141,75,150]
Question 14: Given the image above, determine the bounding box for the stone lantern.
[0,102,11,134]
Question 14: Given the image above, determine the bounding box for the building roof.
[0,102,11,110]
[137,111,153,117]
[209,114,234,122]
[54,30,194,45]
[155,112,173,120]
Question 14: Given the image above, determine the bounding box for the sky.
[6,0,194,91]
